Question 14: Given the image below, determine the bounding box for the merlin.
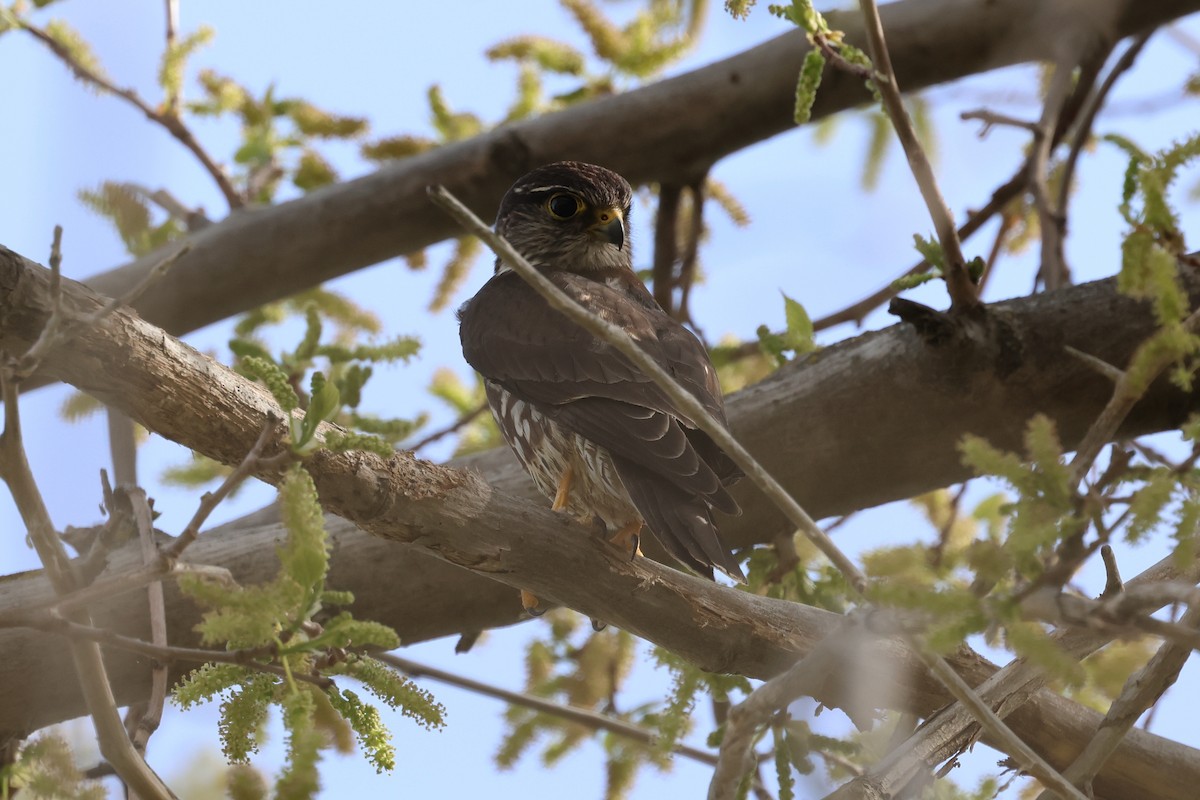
[458,161,744,612]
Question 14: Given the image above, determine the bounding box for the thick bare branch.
[60,0,1198,347]
[2,241,1200,798]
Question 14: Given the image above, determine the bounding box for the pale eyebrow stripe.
[511,184,575,195]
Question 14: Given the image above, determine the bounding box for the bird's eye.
[546,193,584,220]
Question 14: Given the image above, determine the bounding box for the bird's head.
[494,161,633,275]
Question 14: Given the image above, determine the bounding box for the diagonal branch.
[14,19,242,209]
[2,244,1200,799]
[377,653,723,769]
[43,0,1196,354]
[856,0,976,311]
[1033,602,1200,799]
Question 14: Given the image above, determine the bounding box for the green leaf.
[781,293,816,355]
[275,687,321,799]
[912,233,946,271]
[278,464,330,592]
[60,390,102,423]
[296,372,340,449]
[173,663,253,709]
[338,656,445,731]
[285,100,368,138]
[360,135,436,163]
[892,271,939,291]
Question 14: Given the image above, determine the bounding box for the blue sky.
[2,1,1199,797]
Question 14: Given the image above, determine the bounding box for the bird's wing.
[459,271,741,510]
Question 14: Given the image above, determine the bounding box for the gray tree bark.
[2,240,1199,799]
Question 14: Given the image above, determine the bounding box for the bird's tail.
[613,457,745,583]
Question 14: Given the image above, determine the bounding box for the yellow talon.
[608,521,643,559]
[520,589,545,616]
[552,465,574,512]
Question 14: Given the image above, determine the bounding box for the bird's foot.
[551,465,574,512]
[520,590,545,616]
[608,521,643,560]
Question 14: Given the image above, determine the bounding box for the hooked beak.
[589,207,625,251]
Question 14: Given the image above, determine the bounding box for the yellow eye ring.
[546,193,584,220]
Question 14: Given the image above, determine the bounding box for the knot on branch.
[888,298,959,345]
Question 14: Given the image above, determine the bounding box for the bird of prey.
[458,161,744,613]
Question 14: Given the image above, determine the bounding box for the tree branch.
[377,653,724,769]
[2,243,1200,797]
[1033,602,1200,799]
[51,0,1198,351]
[856,0,976,311]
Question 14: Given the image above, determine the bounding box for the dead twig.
[126,488,168,779]
[15,242,188,380]
[0,377,175,798]
[13,612,332,689]
[405,402,487,454]
[856,0,976,311]
[377,652,726,770]
[15,17,240,208]
[1033,601,1200,800]
[162,417,280,559]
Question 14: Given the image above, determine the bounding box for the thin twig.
[652,183,682,316]
[127,183,212,231]
[17,19,241,208]
[856,0,976,311]
[17,611,332,689]
[48,226,64,322]
[127,488,168,769]
[960,109,1042,136]
[0,377,175,798]
[1033,602,1200,800]
[377,653,722,769]
[405,402,487,454]
[1029,62,1075,290]
[1056,33,1155,249]
[0,561,235,624]
[15,244,188,379]
[1100,544,1124,599]
[107,409,139,487]
[163,0,180,113]
[909,643,1087,800]
[677,179,707,330]
[1068,306,1200,486]
[1063,345,1125,383]
[162,416,279,559]
[428,184,867,592]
